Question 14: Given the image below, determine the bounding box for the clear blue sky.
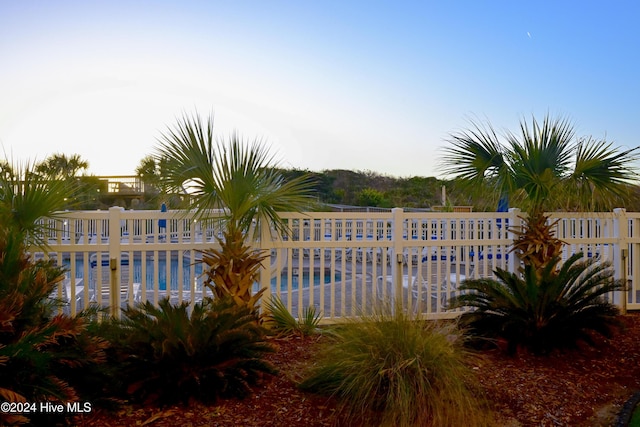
[1,1,639,177]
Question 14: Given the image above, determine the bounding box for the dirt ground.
[73,312,640,427]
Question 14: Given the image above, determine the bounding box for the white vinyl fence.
[34,206,640,322]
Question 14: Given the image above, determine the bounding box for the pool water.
[64,253,339,293]
[132,257,203,291]
[65,252,203,291]
[271,271,341,292]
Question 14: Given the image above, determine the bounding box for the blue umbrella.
[497,196,509,213]
[496,195,508,228]
[159,202,167,230]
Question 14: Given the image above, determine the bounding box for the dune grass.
[299,302,492,427]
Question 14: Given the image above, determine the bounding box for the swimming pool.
[65,252,339,293]
[65,251,203,292]
[271,270,341,292]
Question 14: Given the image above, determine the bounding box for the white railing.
[34,206,640,321]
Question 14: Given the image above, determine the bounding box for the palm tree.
[0,160,71,248]
[33,153,97,210]
[154,112,316,308]
[441,116,637,354]
[440,114,639,271]
[35,153,88,181]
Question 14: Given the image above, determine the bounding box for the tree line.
[1,152,464,210]
[5,148,640,212]
[135,154,520,211]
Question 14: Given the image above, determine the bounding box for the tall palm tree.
[440,114,639,271]
[35,153,89,181]
[33,153,95,210]
[154,112,316,307]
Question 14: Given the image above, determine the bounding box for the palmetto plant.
[449,253,624,354]
[0,161,72,248]
[441,116,636,355]
[155,112,316,309]
[264,296,322,336]
[34,153,88,180]
[440,114,639,270]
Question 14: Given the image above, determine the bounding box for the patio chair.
[49,277,84,306]
[376,262,474,311]
[92,282,141,306]
[89,253,141,305]
[64,277,85,305]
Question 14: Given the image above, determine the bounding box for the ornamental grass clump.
[299,304,490,427]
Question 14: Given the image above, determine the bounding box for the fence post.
[259,219,272,315]
[507,208,521,275]
[108,206,124,318]
[613,208,628,313]
[391,208,404,313]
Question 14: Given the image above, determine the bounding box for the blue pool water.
[64,253,339,292]
[132,257,203,291]
[271,271,341,292]
[66,252,203,291]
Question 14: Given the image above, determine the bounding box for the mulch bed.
[72,313,640,427]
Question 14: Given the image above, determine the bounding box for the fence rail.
[34,206,640,321]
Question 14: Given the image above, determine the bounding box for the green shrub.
[449,253,624,355]
[104,296,277,405]
[0,229,108,426]
[265,296,322,336]
[299,303,490,427]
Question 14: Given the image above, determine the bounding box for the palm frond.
[154,113,316,238]
[440,119,513,196]
[451,253,623,354]
[0,161,71,248]
[155,111,218,199]
[566,137,640,211]
[507,115,575,214]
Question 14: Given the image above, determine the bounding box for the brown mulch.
[73,313,640,427]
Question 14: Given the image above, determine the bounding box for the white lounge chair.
[92,282,141,306]
[89,252,141,305]
[64,277,85,305]
[376,263,473,311]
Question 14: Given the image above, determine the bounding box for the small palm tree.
[155,112,316,308]
[0,160,71,248]
[440,114,639,270]
[449,253,624,354]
